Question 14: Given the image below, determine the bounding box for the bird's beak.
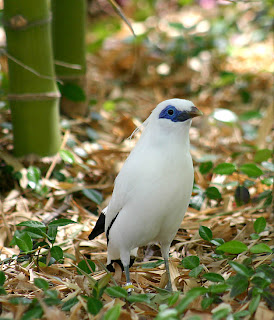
[188,106,203,118]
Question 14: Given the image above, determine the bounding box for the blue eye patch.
[159,105,191,122]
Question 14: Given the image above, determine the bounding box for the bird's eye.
[167,109,174,116]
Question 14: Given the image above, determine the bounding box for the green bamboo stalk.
[51,0,88,117]
[3,0,61,157]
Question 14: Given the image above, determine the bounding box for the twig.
[45,130,70,180]
[0,48,62,83]
[0,200,12,243]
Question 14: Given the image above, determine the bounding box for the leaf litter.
[0,1,273,319]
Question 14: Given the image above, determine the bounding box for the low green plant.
[10,219,76,267]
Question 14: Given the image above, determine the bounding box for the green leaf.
[98,274,112,291]
[239,110,262,121]
[201,297,214,310]
[34,278,49,291]
[62,297,79,311]
[189,265,204,278]
[199,161,213,174]
[239,163,263,178]
[249,294,260,315]
[87,297,103,315]
[45,289,58,299]
[250,243,272,254]
[59,83,86,102]
[189,192,205,211]
[210,238,225,246]
[0,271,6,286]
[24,227,47,239]
[21,306,43,320]
[212,308,230,320]
[218,240,248,254]
[205,187,222,200]
[250,233,260,240]
[176,287,207,314]
[233,310,250,319]
[254,149,272,163]
[208,283,229,294]
[50,246,64,261]
[203,273,224,283]
[15,233,33,253]
[254,217,266,234]
[82,189,103,205]
[230,277,248,297]
[105,286,128,298]
[256,264,274,279]
[44,297,61,306]
[9,297,32,305]
[182,256,200,270]
[103,100,116,112]
[47,225,58,243]
[17,221,46,228]
[168,292,180,307]
[141,260,164,268]
[261,177,273,186]
[59,149,75,164]
[77,259,96,275]
[213,163,236,175]
[127,294,151,304]
[199,226,213,241]
[48,219,76,227]
[251,276,270,289]
[103,304,121,320]
[155,307,178,320]
[27,166,41,188]
[0,285,7,295]
[229,261,253,277]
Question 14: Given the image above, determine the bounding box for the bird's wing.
[104,153,139,232]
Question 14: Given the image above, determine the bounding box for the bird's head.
[133,99,202,142]
[156,98,202,124]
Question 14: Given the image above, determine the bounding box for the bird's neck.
[139,121,191,152]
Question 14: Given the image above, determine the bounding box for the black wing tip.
[88,231,96,240]
[88,213,106,240]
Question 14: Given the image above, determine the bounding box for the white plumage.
[89,98,202,292]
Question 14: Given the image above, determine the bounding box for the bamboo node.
[8,92,61,101]
[10,15,28,29]
[4,15,52,31]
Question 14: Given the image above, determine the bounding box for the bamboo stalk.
[3,0,61,157]
[51,0,88,118]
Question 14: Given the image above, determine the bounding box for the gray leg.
[124,265,133,294]
[161,244,172,292]
[164,258,172,292]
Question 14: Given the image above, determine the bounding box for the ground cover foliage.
[0,0,273,319]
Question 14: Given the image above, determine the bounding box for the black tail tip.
[88,231,96,240]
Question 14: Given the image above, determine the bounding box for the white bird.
[89,98,202,292]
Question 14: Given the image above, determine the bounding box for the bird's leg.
[164,258,172,292]
[161,244,173,292]
[124,265,133,294]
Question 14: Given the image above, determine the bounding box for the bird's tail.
[88,213,105,240]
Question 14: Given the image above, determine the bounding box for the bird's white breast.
[106,120,194,257]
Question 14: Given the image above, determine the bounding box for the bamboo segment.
[3,0,61,157]
[52,0,88,117]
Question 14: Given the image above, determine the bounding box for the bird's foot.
[124,282,134,295]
